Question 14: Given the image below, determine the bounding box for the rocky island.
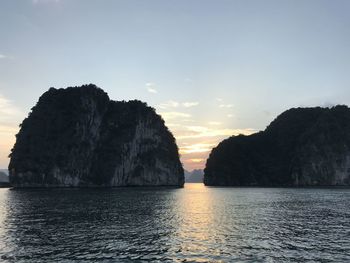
[185,169,204,183]
[0,170,10,187]
[9,84,184,187]
[204,106,350,186]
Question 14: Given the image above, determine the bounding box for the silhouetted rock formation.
[9,84,184,187]
[204,106,350,186]
[185,169,203,183]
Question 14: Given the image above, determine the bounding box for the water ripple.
[0,185,349,262]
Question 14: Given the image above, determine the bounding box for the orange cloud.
[159,111,192,120]
[176,126,255,139]
[179,143,216,154]
[185,159,206,171]
[189,158,204,163]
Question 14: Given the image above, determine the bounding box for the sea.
[0,184,349,262]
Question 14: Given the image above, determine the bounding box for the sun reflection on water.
[0,189,10,255]
[171,183,230,262]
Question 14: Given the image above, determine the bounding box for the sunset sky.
[1,0,350,170]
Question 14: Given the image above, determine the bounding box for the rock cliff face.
[9,85,184,187]
[204,106,350,186]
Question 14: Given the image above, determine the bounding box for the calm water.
[0,184,349,262]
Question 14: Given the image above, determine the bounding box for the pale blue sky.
[1,0,350,170]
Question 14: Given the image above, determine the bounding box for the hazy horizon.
[1,0,350,171]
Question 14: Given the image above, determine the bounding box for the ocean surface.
[0,184,349,262]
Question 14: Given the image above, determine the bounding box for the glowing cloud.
[159,111,191,120]
[179,143,217,154]
[176,125,255,139]
[170,123,256,170]
[165,123,181,127]
[188,158,205,163]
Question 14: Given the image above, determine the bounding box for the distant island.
[204,106,350,186]
[9,84,184,187]
[0,170,9,187]
[185,169,203,183]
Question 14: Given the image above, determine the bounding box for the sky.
[1,0,350,171]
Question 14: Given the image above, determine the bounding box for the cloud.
[165,123,181,128]
[158,100,199,109]
[180,149,214,171]
[176,125,255,139]
[173,124,256,171]
[0,54,6,59]
[175,125,256,171]
[159,111,191,121]
[179,143,210,170]
[208,121,221,125]
[188,158,204,163]
[183,119,195,123]
[216,98,223,102]
[184,126,209,133]
[182,102,199,108]
[146,83,157,93]
[219,104,234,108]
[147,87,157,94]
[158,100,179,109]
[227,114,233,118]
[179,143,217,154]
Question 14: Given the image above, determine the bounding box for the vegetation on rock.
[9,84,184,187]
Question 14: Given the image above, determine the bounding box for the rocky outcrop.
[204,106,350,186]
[9,85,184,187]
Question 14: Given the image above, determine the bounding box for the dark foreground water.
[0,184,349,262]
